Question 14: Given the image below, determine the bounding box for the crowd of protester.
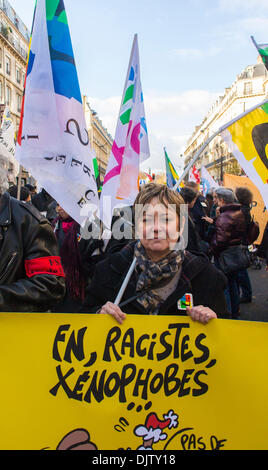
[0,179,267,323]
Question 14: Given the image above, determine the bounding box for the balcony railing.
[0,23,28,60]
[0,0,30,42]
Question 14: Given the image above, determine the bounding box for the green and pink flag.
[100,34,150,229]
[15,0,99,225]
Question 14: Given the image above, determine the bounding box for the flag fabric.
[100,34,150,229]
[15,0,99,225]
[251,36,268,70]
[201,165,219,196]
[0,106,18,184]
[139,171,152,187]
[92,149,102,194]
[221,101,268,210]
[144,172,153,182]
[164,148,182,191]
[189,164,201,184]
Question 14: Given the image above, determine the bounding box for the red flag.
[189,165,201,184]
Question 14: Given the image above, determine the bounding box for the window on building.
[0,48,2,68]
[244,81,252,95]
[5,56,11,75]
[20,47,27,60]
[16,93,21,112]
[16,67,21,84]
[0,81,2,102]
[6,86,11,106]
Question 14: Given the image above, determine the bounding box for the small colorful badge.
[177,293,193,311]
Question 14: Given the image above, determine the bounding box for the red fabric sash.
[25,256,65,278]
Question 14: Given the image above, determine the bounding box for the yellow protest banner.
[0,313,268,450]
[221,103,268,212]
[224,173,268,244]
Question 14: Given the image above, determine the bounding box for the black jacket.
[82,242,229,318]
[0,192,65,312]
[31,188,54,213]
[79,210,133,281]
[257,222,268,264]
[240,204,252,246]
[189,195,208,240]
[186,216,202,253]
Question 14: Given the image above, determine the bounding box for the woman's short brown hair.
[134,183,185,218]
[235,187,253,206]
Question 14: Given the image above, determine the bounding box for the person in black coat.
[0,191,65,311]
[82,184,229,323]
[235,187,254,303]
[82,241,229,319]
[185,182,208,241]
[31,188,55,215]
[79,206,134,282]
[179,186,210,256]
[179,186,200,253]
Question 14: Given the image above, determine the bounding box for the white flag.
[15,0,99,225]
[201,165,219,196]
[0,106,18,184]
[100,34,150,229]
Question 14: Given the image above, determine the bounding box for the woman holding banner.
[82,184,230,324]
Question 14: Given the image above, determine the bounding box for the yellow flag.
[221,103,268,210]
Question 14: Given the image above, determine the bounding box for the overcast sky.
[9,0,268,173]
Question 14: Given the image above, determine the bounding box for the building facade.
[83,96,113,183]
[0,0,30,185]
[184,59,268,182]
[0,0,29,129]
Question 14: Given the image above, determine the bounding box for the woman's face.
[137,196,180,260]
[57,205,70,220]
[217,197,225,208]
[213,192,218,206]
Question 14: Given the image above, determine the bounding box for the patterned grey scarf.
[134,240,184,314]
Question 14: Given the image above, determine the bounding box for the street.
[239,261,268,323]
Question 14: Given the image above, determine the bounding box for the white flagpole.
[17,165,23,200]
[174,97,268,191]
[114,257,137,306]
